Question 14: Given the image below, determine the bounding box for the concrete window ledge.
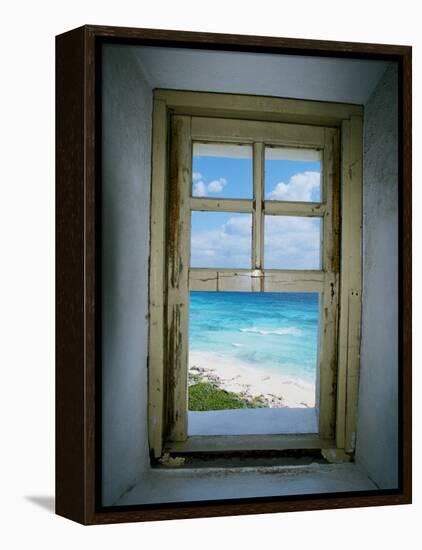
[188,408,318,436]
[115,463,377,506]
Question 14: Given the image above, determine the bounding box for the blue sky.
[191,148,322,269]
[192,149,253,199]
[192,148,321,201]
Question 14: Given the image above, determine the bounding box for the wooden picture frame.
[56,25,412,524]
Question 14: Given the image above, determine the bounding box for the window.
[148,91,362,459]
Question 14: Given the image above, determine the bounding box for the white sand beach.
[189,351,316,408]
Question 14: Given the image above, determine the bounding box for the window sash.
[165,114,340,444]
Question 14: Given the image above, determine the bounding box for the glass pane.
[265,147,322,202]
[264,216,322,270]
[192,143,253,199]
[191,211,252,268]
[188,291,319,433]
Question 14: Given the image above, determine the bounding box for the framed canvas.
[56,25,412,524]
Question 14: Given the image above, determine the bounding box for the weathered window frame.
[148,89,363,459]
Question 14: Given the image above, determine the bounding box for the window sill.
[115,462,377,507]
[188,407,318,436]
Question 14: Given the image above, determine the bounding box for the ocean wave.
[231,343,242,347]
[239,326,303,337]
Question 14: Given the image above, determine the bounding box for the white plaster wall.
[355,63,399,489]
[134,46,388,105]
[101,44,152,505]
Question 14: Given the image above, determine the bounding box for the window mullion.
[252,142,264,280]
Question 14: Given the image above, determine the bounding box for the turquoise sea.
[189,291,319,384]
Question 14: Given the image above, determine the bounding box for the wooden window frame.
[148,89,363,459]
[56,25,412,524]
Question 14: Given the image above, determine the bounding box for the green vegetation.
[188,382,266,411]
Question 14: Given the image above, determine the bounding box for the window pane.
[192,143,253,199]
[264,216,322,270]
[265,147,322,202]
[191,211,252,268]
[188,291,319,435]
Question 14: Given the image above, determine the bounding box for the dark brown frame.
[56,25,412,525]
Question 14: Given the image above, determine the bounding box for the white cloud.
[192,177,227,197]
[191,214,321,270]
[192,181,207,196]
[267,171,320,202]
[264,216,321,269]
[224,215,251,236]
[207,178,227,193]
[191,215,251,268]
